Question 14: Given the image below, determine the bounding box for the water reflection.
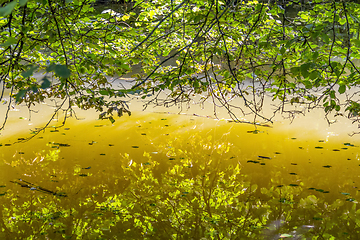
[0,112,360,239]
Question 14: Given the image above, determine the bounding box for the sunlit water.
[1,102,360,240]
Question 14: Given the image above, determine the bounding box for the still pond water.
[1,108,360,239]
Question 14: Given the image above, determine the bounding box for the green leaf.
[108,116,115,124]
[41,77,51,89]
[0,37,17,47]
[21,65,38,78]
[300,63,310,78]
[0,1,17,17]
[338,85,346,94]
[99,90,109,95]
[19,0,28,7]
[15,89,27,102]
[54,65,71,78]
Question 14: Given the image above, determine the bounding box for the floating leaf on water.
[0,192,6,196]
[275,152,281,154]
[109,144,114,146]
[161,118,167,120]
[308,188,316,190]
[260,163,265,165]
[5,144,11,146]
[322,165,332,168]
[279,233,293,238]
[50,180,58,182]
[289,184,299,187]
[291,138,297,140]
[318,140,325,142]
[346,198,355,202]
[341,192,350,195]
[0,185,5,188]
[258,156,271,159]
[291,163,297,165]
[289,173,297,175]
[100,153,106,156]
[247,160,259,163]
[169,158,175,160]
[341,148,348,150]
[315,146,323,149]
[316,189,325,192]
[50,130,59,132]
[141,133,146,135]
[94,125,103,127]
[79,174,88,177]
[59,143,70,147]
[18,152,24,154]
[323,191,330,193]
[82,166,91,169]
[164,125,169,127]
[132,146,139,148]
[333,149,340,151]
[299,147,303,149]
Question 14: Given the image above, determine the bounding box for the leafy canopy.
[1,0,360,130]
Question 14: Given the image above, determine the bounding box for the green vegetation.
[1,0,360,129]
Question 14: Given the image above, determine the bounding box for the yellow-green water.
[1,111,360,239]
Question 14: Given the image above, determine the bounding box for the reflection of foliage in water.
[1,134,360,239]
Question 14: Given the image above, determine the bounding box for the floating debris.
[344,143,355,147]
[141,133,146,135]
[258,156,271,159]
[169,158,175,160]
[318,140,325,142]
[333,149,340,151]
[315,146,323,149]
[82,166,91,169]
[109,144,114,146]
[291,163,297,165]
[277,185,284,188]
[289,173,297,175]
[289,184,299,187]
[79,174,88,177]
[275,152,281,154]
[18,152,25,154]
[322,165,332,168]
[132,146,139,148]
[100,153,106,156]
[247,160,260,164]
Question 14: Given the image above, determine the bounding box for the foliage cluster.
[1,0,360,128]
